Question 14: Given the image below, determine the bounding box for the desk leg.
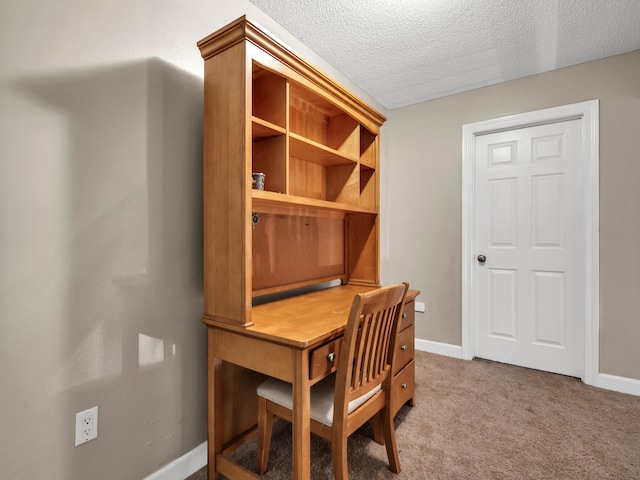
[207,329,223,480]
[292,349,311,480]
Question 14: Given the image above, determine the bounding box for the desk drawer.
[392,359,415,416]
[309,338,341,383]
[393,325,414,375]
[399,300,415,332]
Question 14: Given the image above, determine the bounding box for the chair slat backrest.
[334,283,408,412]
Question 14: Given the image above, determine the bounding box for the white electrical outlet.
[415,301,426,313]
[75,406,98,446]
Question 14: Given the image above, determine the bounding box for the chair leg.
[332,433,349,480]
[382,406,401,474]
[369,411,384,445]
[256,396,274,475]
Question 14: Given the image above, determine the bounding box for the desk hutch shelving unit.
[197,16,417,477]
[199,16,385,319]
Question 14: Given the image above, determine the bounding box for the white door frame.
[461,100,599,386]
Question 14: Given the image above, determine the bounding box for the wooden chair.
[256,283,409,479]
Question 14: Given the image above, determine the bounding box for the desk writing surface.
[204,284,418,350]
[248,284,378,348]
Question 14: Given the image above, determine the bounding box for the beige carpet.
[188,351,640,479]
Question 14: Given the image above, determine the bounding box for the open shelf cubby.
[359,126,378,209]
[252,64,286,128]
[251,64,287,194]
[288,81,361,205]
[289,82,359,159]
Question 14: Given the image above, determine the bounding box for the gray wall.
[382,49,640,381]
[0,1,381,479]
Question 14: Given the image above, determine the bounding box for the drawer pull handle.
[327,352,336,362]
[401,345,407,351]
[401,383,408,389]
[402,313,407,318]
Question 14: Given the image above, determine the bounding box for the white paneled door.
[474,119,583,377]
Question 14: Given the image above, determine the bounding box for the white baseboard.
[594,373,640,397]
[143,441,207,480]
[415,338,640,397]
[415,338,463,359]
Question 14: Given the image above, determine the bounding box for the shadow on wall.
[15,59,206,479]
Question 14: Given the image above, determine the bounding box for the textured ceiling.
[248,0,640,109]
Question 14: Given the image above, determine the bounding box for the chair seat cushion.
[257,374,382,427]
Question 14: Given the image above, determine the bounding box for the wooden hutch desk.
[197,16,419,479]
[205,285,418,479]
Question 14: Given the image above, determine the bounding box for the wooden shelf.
[289,133,358,167]
[252,117,286,139]
[252,189,377,216]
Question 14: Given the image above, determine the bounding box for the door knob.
[477,254,486,263]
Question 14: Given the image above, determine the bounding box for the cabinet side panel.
[220,363,265,445]
[203,43,249,323]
